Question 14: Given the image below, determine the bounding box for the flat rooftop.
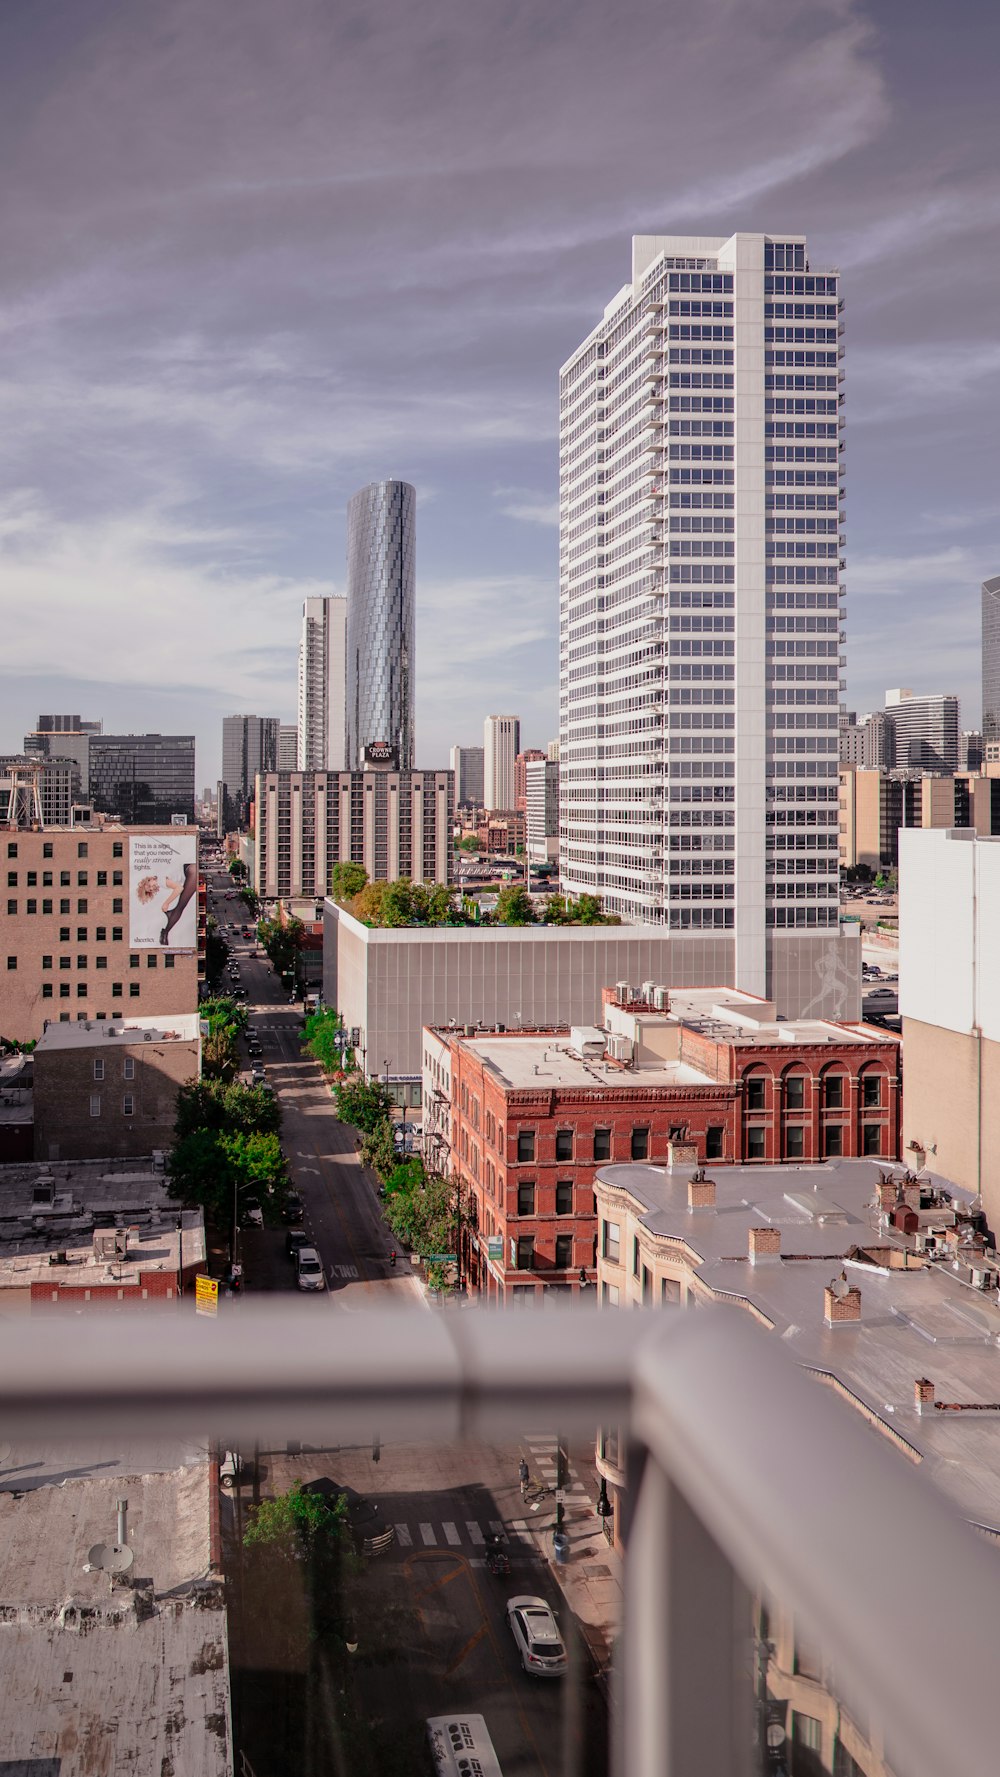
[36,1013,202,1052]
[464,1033,715,1092]
[0,1459,229,1776]
[598,1157,1000,1531]
[629,986,889,1048]
[0,1159,205,1290]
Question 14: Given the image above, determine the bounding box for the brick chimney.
[914,1377,935,1415]
[748,1226,781,1265]
[877,1177,898,1212]
[668,1141,699,1170]
[687,1172,716,1212]
[824,1271,862,1326]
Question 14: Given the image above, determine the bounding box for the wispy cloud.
[493,487,559,528]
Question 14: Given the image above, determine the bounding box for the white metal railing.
[2,1303,997,1777]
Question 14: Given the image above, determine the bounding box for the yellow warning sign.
[195,1274,219,1317]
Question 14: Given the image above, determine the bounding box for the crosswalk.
[391,1514,540,1561]
[521,1432,591,1503]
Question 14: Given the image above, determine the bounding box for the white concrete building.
[899,826,1000,1221]
[297,596,347,770]
[525,757,559,862]
[559,233,844,1005]
[483,714,520,811]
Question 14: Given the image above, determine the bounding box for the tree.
[228,858,247,880]
[199,995,248,1079]
[167,1125,286,1221]
[458,835,480,853]
[332,1074,393,1134]
[360,1117,398,1180]
[330,862,368,906]
[382,1165,461,1260]
[493,883,537,926]
[303,1007,347,1073]
[244,1482,349,1557]
[175,1078,281,1141]
[258,914,303,978]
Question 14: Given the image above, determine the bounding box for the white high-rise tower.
[559,232,854,1015]
[297,596,347,771]
[484,715,520,810]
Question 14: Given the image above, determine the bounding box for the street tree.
[330,861,368,906]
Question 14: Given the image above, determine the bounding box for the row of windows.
[5,841,124,859]
[7,899,124,917]
[6,870,122,887]
[90,1094,136,1116]
[41,982,144,999]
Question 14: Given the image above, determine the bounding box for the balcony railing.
[2,1304,996,1777]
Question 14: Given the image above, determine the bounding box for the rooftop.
[36,1013,202,1052]
[460,1031,715,1092]
[0,1158,204,1290]
[616,985,888,1048]
[596,1155,1000,1531]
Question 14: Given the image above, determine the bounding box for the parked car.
[219,1449,248,1490]
[868,987,895,999]
[296,1247,325,1291]
[244,1199,264,1227]
[286,1227,310,1261]
[247,1041,263,1057]
[505,1596,568,1676]
[283,1192,305,1224]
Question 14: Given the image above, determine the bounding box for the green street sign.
[427,1254,457,1264]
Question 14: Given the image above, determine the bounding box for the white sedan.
[505,1595,568,1676]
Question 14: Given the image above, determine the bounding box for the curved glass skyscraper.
[346,480,415,769]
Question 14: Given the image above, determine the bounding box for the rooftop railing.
[2,1302,996,1777]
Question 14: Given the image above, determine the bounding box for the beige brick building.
[0,827,200,1042]
[33,1014,201,1161]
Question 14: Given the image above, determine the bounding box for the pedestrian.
[519,1457,529,1494]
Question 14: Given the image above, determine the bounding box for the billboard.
[129,834,199,950]
[364,742,398,768]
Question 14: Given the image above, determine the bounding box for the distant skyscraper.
[297,597,347,771]
[483,716,520,810]
[89,734,195,824]
[24,714,102,795]
[560,232,848,1010]
[277,724,299,771]
[221,714,279,825]
[982,574,1000,742]
[514,749,546,813]
[959,730,984,773]
[346,481,415,769]
[884,689,959,774]
[450,745,484,808]
[525,758,560,863]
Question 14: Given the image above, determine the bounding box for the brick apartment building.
[0,826,200,1042]
[33,1015,201,1161]
[423,986,900,1302]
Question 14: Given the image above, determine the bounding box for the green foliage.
[348,878,473,928]
[238,886,259,916]
[492,883,536,926]
[303,1007,346,1072]
[382,1162,460,1260]
[258,913,303,978]
[360,1116,398,1180]
[199,995,248,1079]
[244,1482,349,1554]
[330,861,368,905]
[0,1036,36,1054]
[458,835,480,852]
[228,858,247,879]
[332,1075,393,1134]
[170,1127,286,1218]
[175,1078,281,1141]
[538,891,619,927]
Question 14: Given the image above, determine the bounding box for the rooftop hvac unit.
[615,981,631,1005]
[606,1032,633,1064]
[652,986,669,1011]
[640,980,656,1003]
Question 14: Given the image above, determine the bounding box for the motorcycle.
[484,1533,510,1578]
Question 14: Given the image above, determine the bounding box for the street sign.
[195,1274,218,1318]
[426,1254,457,1264]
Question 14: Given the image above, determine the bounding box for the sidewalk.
[517,1431,623,1689]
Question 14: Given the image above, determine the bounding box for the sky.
[0,0,997,786]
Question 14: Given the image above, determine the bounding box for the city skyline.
[0,0,998,784]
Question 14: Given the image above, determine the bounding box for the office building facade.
[0,757,80,828]
[982,575,1000,742]
[346,481,415,770]
[883,688,959,774]
[254,766,454,902]
[297,597,347,771]
[559,233,844,1005]
[483,715,520,811]
[525,758,560,863]
[24,715,102,795]
[514,748,546,812]
[221,714,278,826]
[87,735,196,825]
[277,724,298,770]
[450,745,485,809]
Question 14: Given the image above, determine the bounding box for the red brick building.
[423,986,901,1303]
[513,750,546,814]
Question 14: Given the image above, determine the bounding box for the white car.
[219,1449,247,1490]
[296,1247,325,1291]
[505,1595,568,1676]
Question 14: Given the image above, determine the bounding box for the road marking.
[443,1520,461,1545]
[466,1521,484,1544]
[395,1523,413,1546]
[488,1518,506,1539]
[419,1522,437,1545]
[444,1624,486,1678]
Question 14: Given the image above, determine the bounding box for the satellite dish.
[831,1276,850,1300]
[86,1541,134,1575]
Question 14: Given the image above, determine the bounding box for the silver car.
[296,1247,325,1292]
[505,1595,567,1676]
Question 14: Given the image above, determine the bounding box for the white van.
[426,1715,503,1777]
